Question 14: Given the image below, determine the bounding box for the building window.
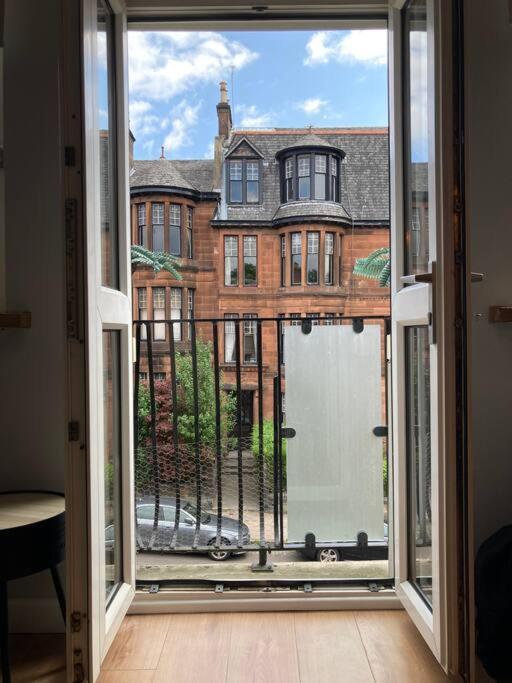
[324,313,336,325]
[325,232,334,285]
[139,372,148,381]
[137,203,147,247]
[246,161,260,203]
[152,203,164,252]
[307,232,319,285]
[298,155,310,200]
[170,288,182,342]
[280,151,342,203]
[224,236,238,286]
[331,156,339,201]
[169,204,181,256]
[154,372,166,381]
[339,234,344,285]
[138,287,147,340]
[280,235,286,287]
[228,159,260,204]
[314,155,327,200]
[224,314,239,363]
[307,312,320,325]
[153,287,166,341]
[281,394,286,423]
[243,236,257,286]
[187,289,194,341]
[243,314,257,364]
[291,232,302,285]
[187,207,193,259]
[290,313,301,326]
[285,158,294,201]
[229,160,243,203]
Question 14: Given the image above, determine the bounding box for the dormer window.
[277,144,344,203]
[228,159,261,204]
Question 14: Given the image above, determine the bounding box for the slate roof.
[220,128,389,225]
[273,201,351,224]
[275,133,343,154]
[130,159,215,194]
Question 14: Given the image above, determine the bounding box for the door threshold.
[130,584,400,614]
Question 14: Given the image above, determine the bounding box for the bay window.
[279,150,344,203]
[151,202,164,252]
[153,287,166,341]
[243,236,257,286]
[224,236,238,286]
[224,314,239,363]
[170,287,182,342]
[325,232,334,285]
[291,232,302,285]
[169,204,181,256]
[307,232,319,285]
[243,314,257,364]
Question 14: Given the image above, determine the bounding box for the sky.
[126,30,389,161]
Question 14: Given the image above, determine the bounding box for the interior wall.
[0,0,66,632]
[466,0,512,551]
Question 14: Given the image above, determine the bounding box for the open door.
[389,0,457,670]
[65,0,135,680]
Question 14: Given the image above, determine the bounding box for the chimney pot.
[219,80,228,103]
[160,145,165,159]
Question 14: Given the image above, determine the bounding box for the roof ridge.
[231,127,388,135]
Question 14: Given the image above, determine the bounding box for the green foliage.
[175,340,236,448]
[131,245,182,279]
[251,418,287,482]
[353,247,390,287]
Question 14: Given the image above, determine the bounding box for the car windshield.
[183,502,211,523]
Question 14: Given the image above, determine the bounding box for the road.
[137,549,305,566]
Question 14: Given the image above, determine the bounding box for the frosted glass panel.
[285,324,384,544]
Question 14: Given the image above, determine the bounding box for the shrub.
[251,418,287,483]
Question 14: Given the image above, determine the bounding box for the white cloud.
[237,104,273,128]
[129,99,159,137]
[297,97,328,114]
[204,141,215,159]
[162,100,201,154]
[305,30,387,67]
[128,31,258,102]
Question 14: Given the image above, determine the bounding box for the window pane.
[230,161,242,179]
[315,174,326,200]
[170,226,181,256]
[170,288,182,342]
[298,156,310,176]
[225,236,238,285]
[404,0,429,276]
[224,314,239,363]
[169,204,180,225]
[97,0,118,289]
[247,180,259,203]
[246,162,259,180]
[307,254,319,284]
[153,287,165,341]
[230,180,242,203]
[298,176,310,200]
[244,236,257,285]
[405,326,432,608]
[152,203,164,252]
[103,330,122,602]
[243,315,257,363]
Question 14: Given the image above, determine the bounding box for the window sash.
[224,236,238,286]
[243,314,257,364]
[244,236,258,286]
[280,235,286,287]
[170,288,182,342]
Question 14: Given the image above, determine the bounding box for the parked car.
[135,496,251,561]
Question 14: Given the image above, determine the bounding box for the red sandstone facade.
[131,86,390,429]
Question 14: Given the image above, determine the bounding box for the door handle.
[471,272,484,283]
[400,272,432,285]
[400,263,437,345]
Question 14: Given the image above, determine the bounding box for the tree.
[135,341,236,491]
[352,247,390,287]
[131,245,182,279]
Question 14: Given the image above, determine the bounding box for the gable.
[225,137,264,159]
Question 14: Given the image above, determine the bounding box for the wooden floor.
[98,610,448,683]
[8,611,448,682]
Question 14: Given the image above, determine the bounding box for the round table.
[0,491,65,683]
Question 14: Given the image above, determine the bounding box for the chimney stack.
[213,81,232,190]
[216,80,232,137]
[160,145,165,160]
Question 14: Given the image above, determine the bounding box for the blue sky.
[126,30,389,161]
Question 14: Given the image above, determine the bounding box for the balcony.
[133,315,393,586]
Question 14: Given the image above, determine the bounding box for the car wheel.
[207,537,232,561]
[316,547,341,563]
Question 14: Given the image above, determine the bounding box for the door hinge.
[73,648,85,683]
[68,421,80,442]
[65,198,79,340]
[70,610,82,632]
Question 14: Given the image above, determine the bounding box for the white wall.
[0,0,66,632]
[466,0,512,551]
